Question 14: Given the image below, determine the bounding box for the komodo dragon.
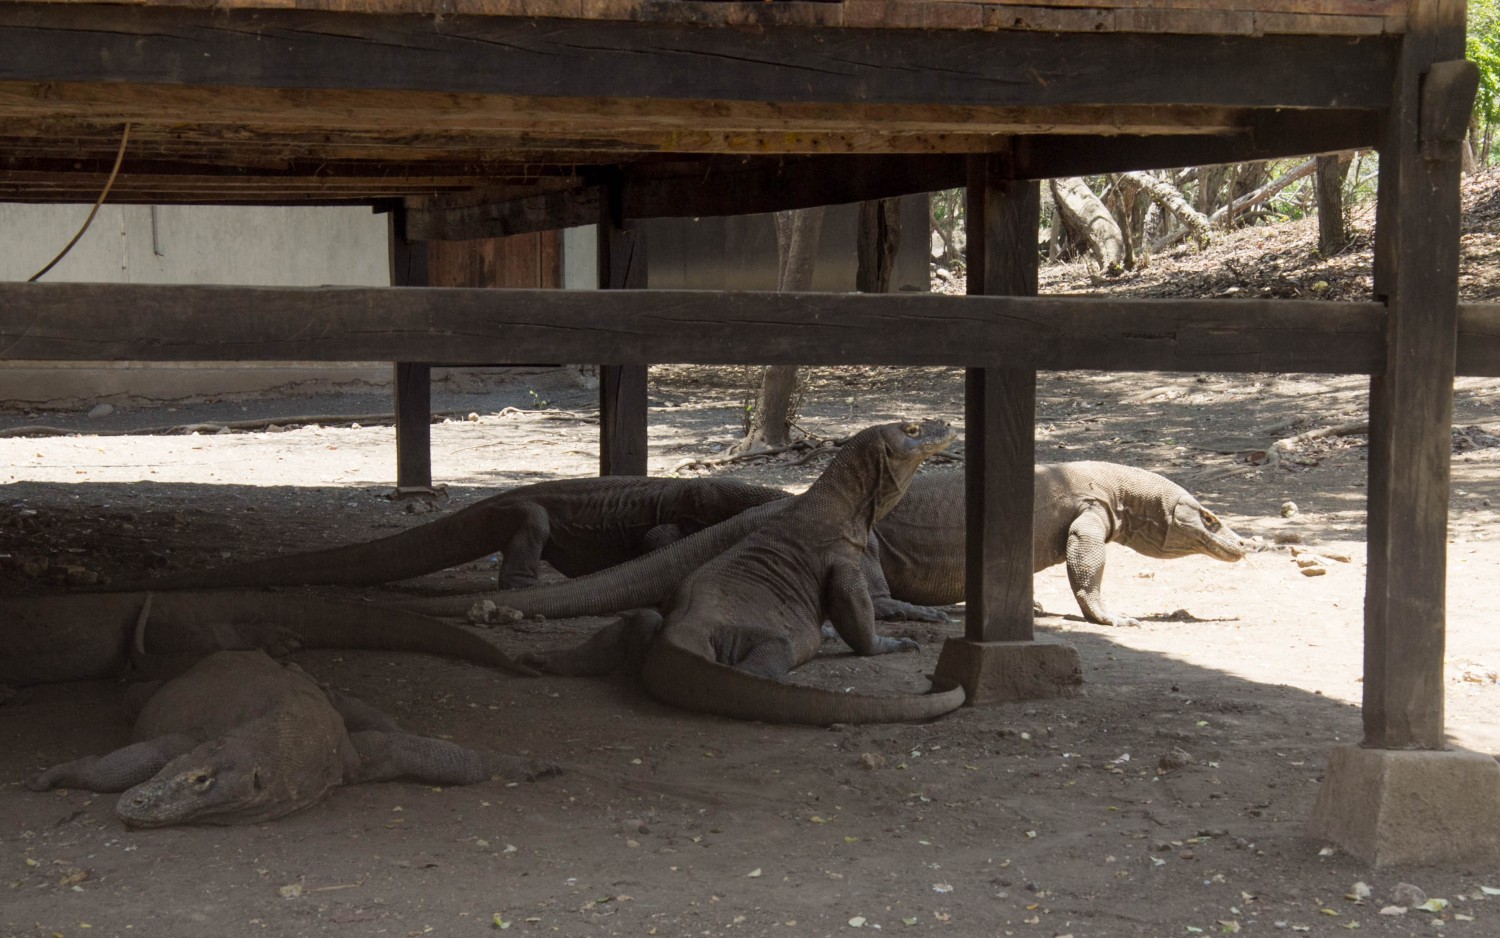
[865,461,1248,627]
[0,590,534,687]
[27,649,554,827]
[125,476,788,591]
[521,420,967,725]
[402,462,1244,629]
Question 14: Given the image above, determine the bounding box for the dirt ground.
[4,175,1500,937]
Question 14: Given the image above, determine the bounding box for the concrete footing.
[933,637,1082,704]
[1307,745,1500,867]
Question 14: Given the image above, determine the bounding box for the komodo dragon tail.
[122,497,526,591]
[212,592,538,678]
[399,501,792,619]
[640,641,965,725]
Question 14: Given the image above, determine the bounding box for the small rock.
[1392,883,1427,908]
[1299,565,1328,578]
[1280,501,1299,518]
[87,403,114,419]
[1272,531,1304,545]
[467,412,480,422]
[621,818,649,835]
[467,601,525,626]
[859,752,886,771]
[1158,747,1193,774]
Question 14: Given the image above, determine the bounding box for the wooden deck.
[0,0,1399,215]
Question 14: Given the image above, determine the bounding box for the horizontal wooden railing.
[2,284,1496,377]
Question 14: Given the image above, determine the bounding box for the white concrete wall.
[1,203,395,409]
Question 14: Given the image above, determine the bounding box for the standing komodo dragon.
[865,461,1248,627]
[0,590,535,687]
[27,649,555,827]
[401,461,1245,629]
[522,420,967,725]
[124,477,788,591]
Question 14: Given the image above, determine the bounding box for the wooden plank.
[964,155,1041,644]
[597,198,650,477]
[388,209,433,490]
[1458,304,1500,376]
[1361,0,1468,751]
[0,284,1395,374]
[13,0,1413,33]
[0,82,1256,139]
[0,6,1397,112]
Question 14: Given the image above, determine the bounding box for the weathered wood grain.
[0,284,1396,374]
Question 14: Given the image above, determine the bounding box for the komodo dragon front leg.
[1065,502,1140,628]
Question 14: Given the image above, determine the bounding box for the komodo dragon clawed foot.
[27,651,555,827]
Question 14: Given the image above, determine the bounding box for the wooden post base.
[1308,745,1500,867]
[933,635,1082,705]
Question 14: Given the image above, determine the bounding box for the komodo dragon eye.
[189,772,214,791]
[902,423,920,437]
[1201,511,1222,532]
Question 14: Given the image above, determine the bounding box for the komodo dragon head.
[825,419,957,528]
[115,728,341,827]
[1118,483,1246,563]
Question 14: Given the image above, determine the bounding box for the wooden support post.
[598,192,649,476]
[934,155,1081,703]
[1307,1,1500,868]
[964,159,1040,642]
[1362,2,1469,751]
[388,208,433,492]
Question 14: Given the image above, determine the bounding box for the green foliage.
[1473,0,1500,130]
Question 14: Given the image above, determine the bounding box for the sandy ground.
[3,357,1500,937]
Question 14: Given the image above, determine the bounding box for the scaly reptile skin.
[27,650,555,827]
[121,477,788,591]
[866,462,1247,627]
[405,461,1244,629]
[523,421,967,725]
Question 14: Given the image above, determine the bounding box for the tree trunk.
[1049,177,1125,275]
[736,207,824,453]
[1152,158,1318,252]
[1121,171,1212,249]
[856,197,902,294]
[1314,152,1354,255]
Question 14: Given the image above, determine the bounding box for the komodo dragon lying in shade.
[403,461,1246,629]
[27,650,555,827]
[124,477,788,591]
[0,589,535,687]
[521,420,967,725]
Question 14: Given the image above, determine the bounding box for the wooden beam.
[0,283,1396,374]
[597,193,650,477]
[1011,110,1382,179]
[964,157,1041,643]
[1361,1,1469,751]
[0,6,1396,113]
[388,209,433,491]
